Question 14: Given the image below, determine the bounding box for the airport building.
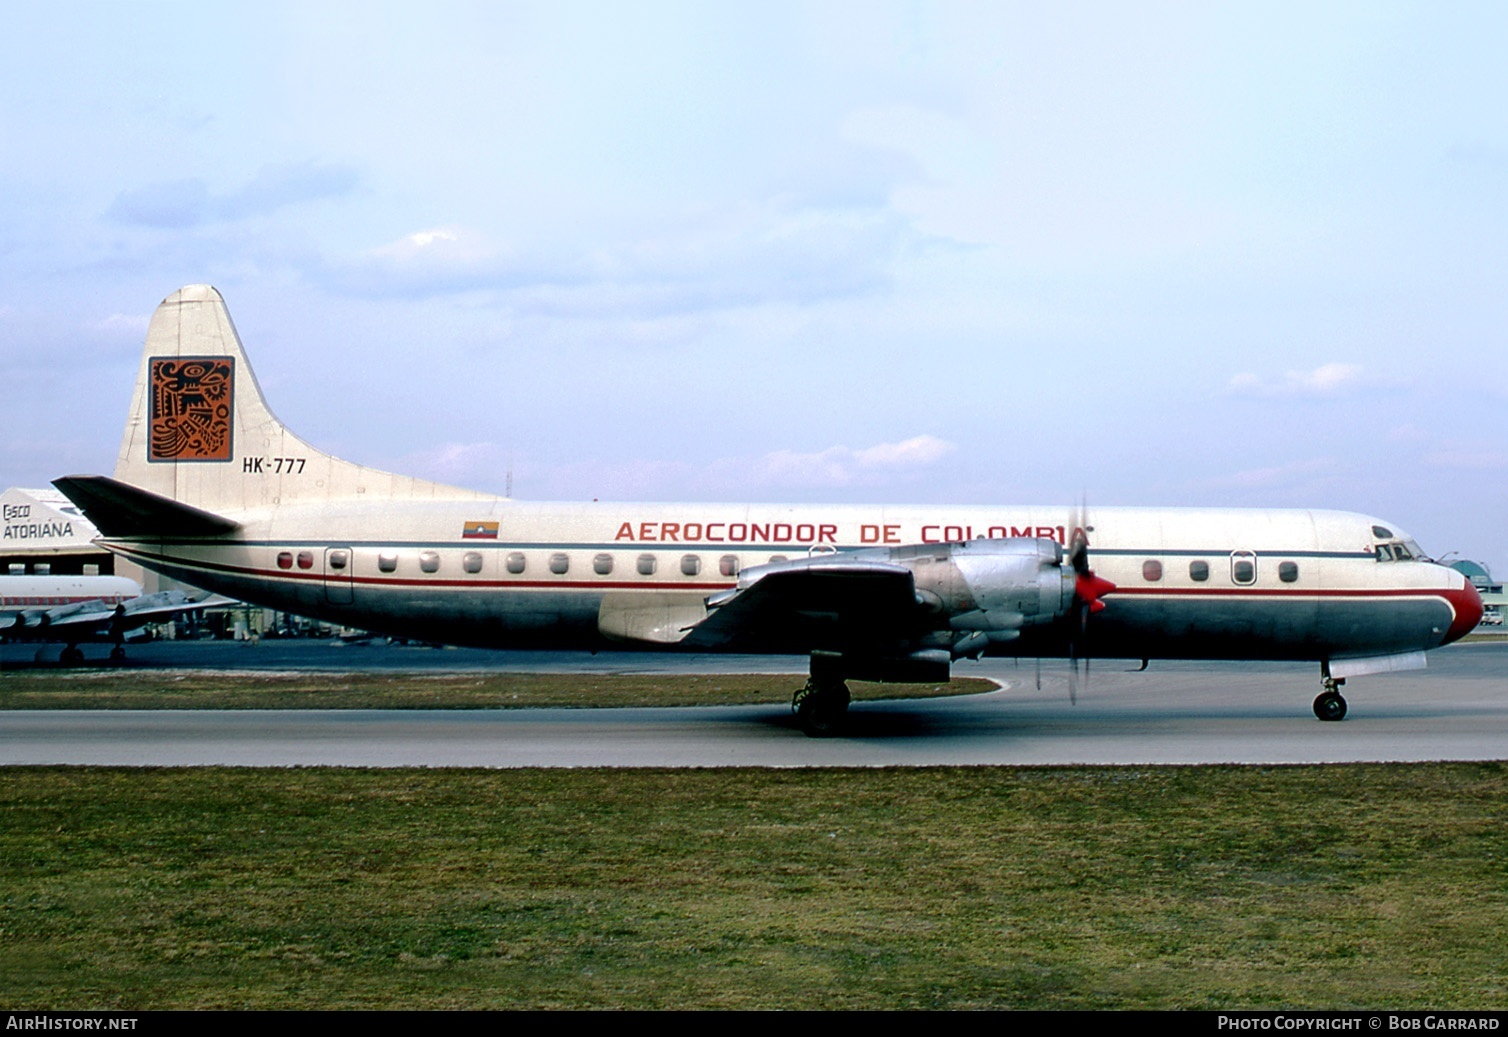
[1,486,118,577]
[1450,559,1505,626]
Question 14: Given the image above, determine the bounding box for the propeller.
[1064,501,1116,703]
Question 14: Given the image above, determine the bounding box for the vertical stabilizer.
[114,285,486,511]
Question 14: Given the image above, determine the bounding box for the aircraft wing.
[0,591,226,643]
[681,554,922,653]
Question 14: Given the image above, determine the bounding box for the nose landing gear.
[1314,673,1348,722]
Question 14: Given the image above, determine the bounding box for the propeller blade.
[1063,498,1111,704]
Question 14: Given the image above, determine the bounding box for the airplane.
[53,285,1483,733]
[0,573,219,664]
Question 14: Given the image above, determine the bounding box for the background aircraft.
[55,286,1482,733]
[0,573,219,664]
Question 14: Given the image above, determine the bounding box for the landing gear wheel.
[60,646,85,667]
[1313,690,1348,722]
[793,679,851,737]
[109,646,127,664]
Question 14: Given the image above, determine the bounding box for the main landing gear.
[793,656,852,737]
[51,643,128,667]
[1314,674,1348,722]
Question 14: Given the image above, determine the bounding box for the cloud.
[106,179,211,229]
[750,435,957,488]
[400,441,514,489]
[321,225,523,298]
[218,162,360,220]
[1204,457,1338,490]
[1227,362,1400,398]
[388,434,957,500]
[89,313,150,335]
[319,200,917,315]
[107,162,359,228]
[1425,449,1508,471]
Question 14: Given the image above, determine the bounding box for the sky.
[2,1,1504,569]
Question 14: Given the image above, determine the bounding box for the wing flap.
[683,556,919,651]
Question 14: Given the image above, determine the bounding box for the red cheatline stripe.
[111,546,736,592]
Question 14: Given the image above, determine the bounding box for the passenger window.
[1278,561,1299,583]
[594,553,614,575]
[719,555,740,577]
[277,552,293,570]
[681,554,701,576]
[419,551,440,574]
[1231,551,1257,586]
[769,555,788,564]
[378,553,398,573]
[463,552,483,574]
[1142,560,1163,582]
[297,551,314,570]
[1189,560,1209,582]
[637,554,657,576]
[506,552,526,575]
[328,550,350,570]
[549,553,570,575]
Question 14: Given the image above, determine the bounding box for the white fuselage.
[99,499,1479,663]
[0,576,139,619]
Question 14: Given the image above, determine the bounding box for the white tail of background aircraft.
[55,285,1484,734]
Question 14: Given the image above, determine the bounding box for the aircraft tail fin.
[112,285,486,512]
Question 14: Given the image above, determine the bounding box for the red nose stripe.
[1442,581,1485,645]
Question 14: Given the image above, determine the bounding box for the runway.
[3,641,1504,767]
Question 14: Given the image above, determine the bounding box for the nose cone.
[1441,572,1485,645]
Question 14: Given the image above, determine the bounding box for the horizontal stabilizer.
[52,475,241,538]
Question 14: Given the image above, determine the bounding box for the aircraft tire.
[109,646,127,664]
[1313,690,1348,722]
[794,679,851,737]
[60,647,85,667]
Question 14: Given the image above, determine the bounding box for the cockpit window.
[1372,525,1394,539]
[1375,539,1427,563]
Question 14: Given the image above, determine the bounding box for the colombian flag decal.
[462,520,499,539]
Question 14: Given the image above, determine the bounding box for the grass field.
[3,763,1506,1009]
[0,671,991,710]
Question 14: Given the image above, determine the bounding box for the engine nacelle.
[887,538,1077,656]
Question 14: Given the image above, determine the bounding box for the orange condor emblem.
[149,356,234,462]
[462,520,499,539]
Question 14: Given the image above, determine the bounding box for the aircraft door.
[324,547,354,605]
